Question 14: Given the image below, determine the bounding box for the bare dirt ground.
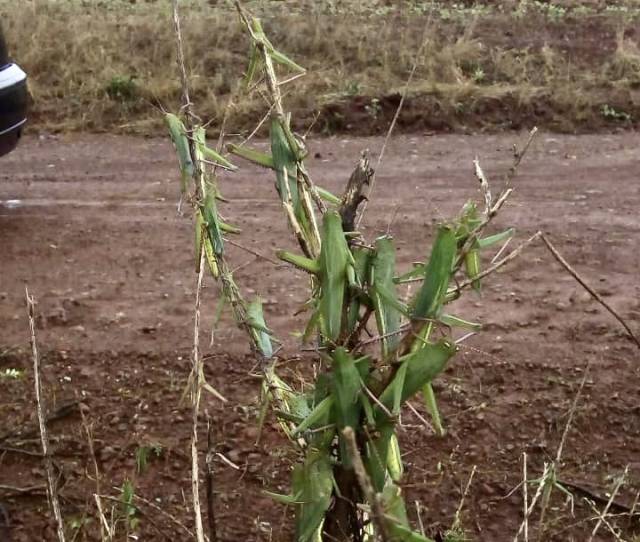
[1,132,639,541]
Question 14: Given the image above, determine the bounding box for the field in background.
[4,0,640,135]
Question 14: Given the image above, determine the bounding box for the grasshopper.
[278,210,356,344]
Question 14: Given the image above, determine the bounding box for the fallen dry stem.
[78,404,106,540]
[584,499,625,542]
[106,488,195,539]
[555,366,589,463]
[513,462,551,542]
[456,231,542,292]
[540,233,640,349]
[452,465,477,532]
[26,288,66,542]
[587,466,629,542]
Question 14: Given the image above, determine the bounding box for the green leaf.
[228,143,275,169]
[365,421,394,492]
[263,489,302,505]
[378,339,457,415]
[439,313,482,330]
[318,211,351,342]
[423,383,445,436]
[194,126,236,170]
[293,450,333,542]
[394,263,426,283]
[292,396,333,436]
[381,484,436,540]
[464,247,481,291]
[331,348,362,467]
[219,220,241,234]
[411,226,457,320]
[267,44,306,73]
[381,482,409,527]
[477,228,515,248]
[386,432,403,482]
[331,348,362,431]
[371,237,404,359]
[316,186,341,205]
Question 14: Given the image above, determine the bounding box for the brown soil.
[1,132,639,541]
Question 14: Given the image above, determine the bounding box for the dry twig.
[26,288,66,542]
[540,233,640,349]
[587,466,629,542]
[342,427,391,542]
[171,2,207,540]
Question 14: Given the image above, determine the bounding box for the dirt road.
[1,133,639,540]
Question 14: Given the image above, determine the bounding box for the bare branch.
[587,466,629,542]
[342,427,391,542]
[189,245,207,542]
[339,152,374,233]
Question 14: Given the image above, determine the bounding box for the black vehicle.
[0,23,27,157]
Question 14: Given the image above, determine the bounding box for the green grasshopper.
[278,210,355,344]
[455,200,515,291]
[242,16,305,91]
[369,236,405,360]
[228,142,341,206]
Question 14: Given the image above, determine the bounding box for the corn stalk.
[166,5,522,541]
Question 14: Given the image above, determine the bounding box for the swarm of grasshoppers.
[166,7,515,541]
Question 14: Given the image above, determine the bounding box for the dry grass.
[4,0,640,135]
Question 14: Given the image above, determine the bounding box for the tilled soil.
[0,132,639,541]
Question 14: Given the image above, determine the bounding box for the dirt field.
[1,132,639,541]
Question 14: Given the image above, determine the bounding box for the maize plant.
[167,6,516,541]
